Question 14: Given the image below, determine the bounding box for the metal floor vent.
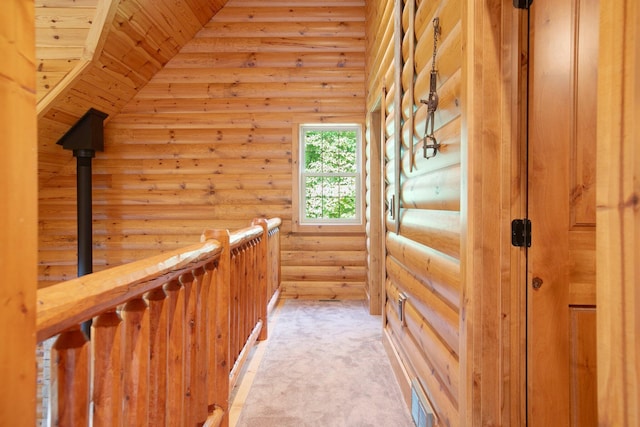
[318,299,341,302]
[411,378,435,427]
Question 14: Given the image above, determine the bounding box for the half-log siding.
[38,0,367,301]
[367,0,461,424]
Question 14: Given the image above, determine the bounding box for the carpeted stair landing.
[233,299,414,427]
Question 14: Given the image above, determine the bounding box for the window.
[293,124,364,232]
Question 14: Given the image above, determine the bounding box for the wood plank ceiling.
[36,0,99,102]
[36,0,230,187]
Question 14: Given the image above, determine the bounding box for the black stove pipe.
[76,150,95,278]
[57,109,108,338]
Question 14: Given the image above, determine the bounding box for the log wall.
[38,0,368,301]
[366,0,462,424]
[367,0,530,424]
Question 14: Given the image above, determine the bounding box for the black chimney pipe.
[76,150,95,277]
[57,108,108,337]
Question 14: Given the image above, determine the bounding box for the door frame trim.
[460,1,528,425]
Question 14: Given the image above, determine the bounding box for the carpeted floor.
[233,299,415,427]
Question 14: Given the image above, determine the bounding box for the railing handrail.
[227,225,263,250]
[37,238,222,342]
[266,217,282,231]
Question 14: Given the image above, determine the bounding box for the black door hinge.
[511,219,532,247]
[513,0,533,9]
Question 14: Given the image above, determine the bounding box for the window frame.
[292,123,365,233]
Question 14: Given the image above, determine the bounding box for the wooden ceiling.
[36,0,99,102]
[36,0,230,187]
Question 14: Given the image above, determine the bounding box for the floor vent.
[318,299,341,302]
[411,378,436,427]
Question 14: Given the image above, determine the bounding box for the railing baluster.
[92,311,123,427]
[194,266,210,423]
[238,247,244,363]
[250,241,256,339]
[122,298,150,426]
[205,261,218,410]
[230,249,239,365]
[240,244,247,348]
[252,240,257,340]
[204,229,231,426]
[51,326,90,426]
[181,271,197,425]
[165,278,185,427]
[146,287,168,427]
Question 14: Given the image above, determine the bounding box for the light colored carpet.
[235,300,415,427]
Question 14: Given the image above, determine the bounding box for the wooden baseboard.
[267,288,281,314]
[229,301,285,427]
[229,320,263,393]
[382,326,413,408]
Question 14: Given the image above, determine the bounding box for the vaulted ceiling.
[36,0,230,187]
[36,0,99,102]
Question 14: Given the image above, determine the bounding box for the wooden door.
[528,0,599,425]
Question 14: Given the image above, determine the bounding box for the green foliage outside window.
[302,128,360,221]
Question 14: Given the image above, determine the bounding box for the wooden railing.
[36,218,281,427]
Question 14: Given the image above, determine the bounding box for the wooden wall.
[366,0,462,424]
[1,0,38,425]
[38,0,368,301]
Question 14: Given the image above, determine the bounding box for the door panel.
[528,0,598,425]
[569,307,597,427]
[571,0,599,228]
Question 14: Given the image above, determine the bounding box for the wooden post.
[51,327,90,426]
[146,288,168,427]
[0,1,37,425]
[268,220,282,311]
[92,311,123,427]
[253,218,269,340]
[597,1,640,425]
[204,229,231,427]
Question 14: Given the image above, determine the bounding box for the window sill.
[292,221,366,234]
